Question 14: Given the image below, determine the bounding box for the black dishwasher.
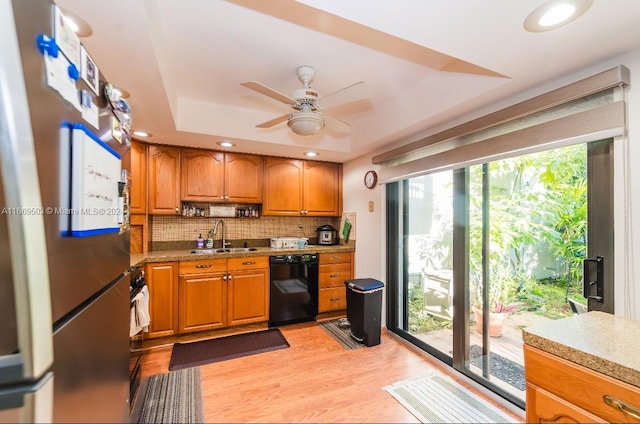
[269,254,319,326]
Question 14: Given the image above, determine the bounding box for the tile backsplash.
[151,215,340,246]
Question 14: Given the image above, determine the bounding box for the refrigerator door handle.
[0,0,54,387]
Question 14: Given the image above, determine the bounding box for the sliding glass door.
[387,140,613,408]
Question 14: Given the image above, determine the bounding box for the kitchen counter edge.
[522,311,640,388]
[131,245,355,267]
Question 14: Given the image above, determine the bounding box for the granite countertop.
[130,244,355,267]
[522,311,640,388]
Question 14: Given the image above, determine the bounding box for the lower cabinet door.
[146,262,178,339]
[227,269,269,326]
[178,273,227,333]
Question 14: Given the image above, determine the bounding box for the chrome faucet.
[212,219,229,249]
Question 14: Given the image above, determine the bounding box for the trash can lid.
[345,278,384,291]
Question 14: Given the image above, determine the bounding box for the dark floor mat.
[168,329,289,371]
[469,344,525,391]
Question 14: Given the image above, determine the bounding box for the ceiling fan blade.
[241,81,296,105]
[318,81,370,110]
[323,113,351,134]
[256,113,290,128]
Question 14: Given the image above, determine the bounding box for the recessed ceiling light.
[59,8,93,37]
[217,141,236,148]
[523,0,593,32]
[304,151,319,157]
[132,130,152,137]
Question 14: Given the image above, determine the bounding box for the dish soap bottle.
[197,233,204,249]
[206,234,214,249]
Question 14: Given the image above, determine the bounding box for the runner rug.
[169,328,289,371]
[318,318,364,350]
[384,373,516,423]
[130,367,203,424]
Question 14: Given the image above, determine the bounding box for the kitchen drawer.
[524,345,640,423]
[319,262,352,288]
[179,259,226,275]
[318,287,347,312]
[227,256,268,271]
[528,382,606,423]
[319,252,351,265]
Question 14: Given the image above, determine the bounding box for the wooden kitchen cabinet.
[145,262,179,339]
[318,252,353,313]
[129,140,147,214]
[524,344,640,423]
[148,145,181,215]
[181,148,224,201]
[303,160,342,216]
[181,150,263,203]
[167,256,269,335]
[226,257,269,326]
[178,259,227,334]
[263,157,342,217]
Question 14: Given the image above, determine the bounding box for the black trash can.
[345,278,384,347]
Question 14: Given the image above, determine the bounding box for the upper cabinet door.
[304,161,342,216]
[262,157,304,216]
[181,149,224,201]
[148,145,181,215]
[225,153,263,203]
[129,141,147,214]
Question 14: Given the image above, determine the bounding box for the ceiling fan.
[241,65,369,136]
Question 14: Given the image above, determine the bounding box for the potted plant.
[471,269,519,337]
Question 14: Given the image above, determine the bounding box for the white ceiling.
[55,0,640,163]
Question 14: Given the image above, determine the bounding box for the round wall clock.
[364,170,378,189]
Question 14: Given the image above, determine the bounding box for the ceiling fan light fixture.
[288,111,324,136]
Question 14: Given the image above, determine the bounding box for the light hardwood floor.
[139,323,525,423]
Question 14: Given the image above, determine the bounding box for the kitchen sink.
[190,247,258,254]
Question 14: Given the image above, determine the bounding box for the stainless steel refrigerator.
[0,0,131,422]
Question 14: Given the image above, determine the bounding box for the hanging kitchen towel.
[130,286,151,337]
[342,217,351,242]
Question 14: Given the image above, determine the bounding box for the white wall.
[344,48,640,323]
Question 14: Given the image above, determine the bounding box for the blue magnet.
[67,63,79,81]
[36,33,59,58]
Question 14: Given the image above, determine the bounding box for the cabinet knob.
[175,207,180,214]
[222,275,227,281]
[227,274,233,280]
[225,195,229,200]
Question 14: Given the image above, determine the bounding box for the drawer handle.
[330,256,340,260]
[330,273,341,278]
[242,261,256,265]
[603,395,640,420]
[195,264,212,268]
[330,297,341,301]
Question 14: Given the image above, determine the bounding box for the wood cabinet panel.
[178,273,226,333]
[319,263,352,289]
[225,153,263,203]
[145,262,178,339]
[130,141,147,214]
[528,382,606,423]
[179,258,227,275]
[318,286,347,313]
[318,252,353,314]
[227,269,269,326]
[524,345,640,423]
[263,157,303,216]
[181,149,224,201]
[263,158,342,217]
[303,161,341,216]
[148,145,180,215]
